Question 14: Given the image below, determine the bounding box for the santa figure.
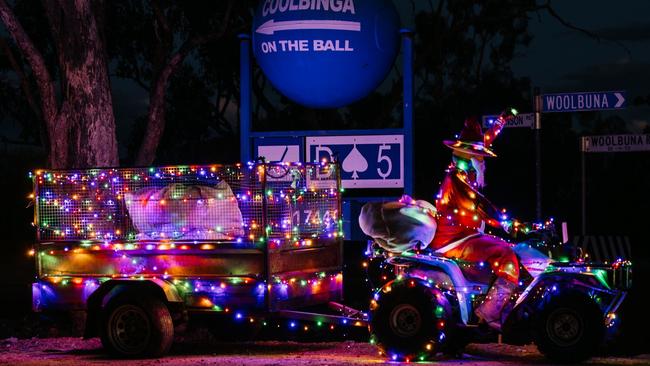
[359,111,536,330]
[432,111,519,329]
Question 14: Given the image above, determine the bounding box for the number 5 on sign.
[377,145,392,179]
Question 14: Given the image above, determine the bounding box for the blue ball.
[252,0,401,109]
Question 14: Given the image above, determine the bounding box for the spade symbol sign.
[342,144,368,179]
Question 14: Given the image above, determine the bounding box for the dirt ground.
[1,337,649,366]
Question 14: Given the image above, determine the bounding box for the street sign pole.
[581,137,587,235]
[401,29,414,196]
[579,133,649,235]
[239,34,252,164]
[534,87,542,222]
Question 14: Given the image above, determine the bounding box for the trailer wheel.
[100,294,173,358]
[534,293,604,363]
[370,280,450,362]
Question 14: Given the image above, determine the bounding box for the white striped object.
[573,236,632,263]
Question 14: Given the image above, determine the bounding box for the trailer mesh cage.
[32,163,341,243]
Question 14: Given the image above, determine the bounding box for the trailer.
[30,162,365,357]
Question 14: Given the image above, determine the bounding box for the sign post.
[241,1,414,240]
[581,137,588,236]
[401,29,414,195]
[533,89,627,234]
[534,88,543,222]
[580,134,650,234]
[239,34,252,164]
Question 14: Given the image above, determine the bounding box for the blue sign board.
[542,91,626,113]
[306,135,403,188]
[252,0,401,108]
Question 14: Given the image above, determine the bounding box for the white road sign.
[582,134,650,153]
[306,135,404,189]
[482,113,535,129]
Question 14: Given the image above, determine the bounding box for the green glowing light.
[435,305,445,318]
[457,160,468,171]
[593,269,610,289]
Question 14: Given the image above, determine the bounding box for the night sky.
[4,1,650,142]
[395,0,650,133]
[510,0,650,132]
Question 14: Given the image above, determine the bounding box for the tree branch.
[135,0,235,165]
[0,0,57,124]
[0,37,41,118]
[540,1,631,56]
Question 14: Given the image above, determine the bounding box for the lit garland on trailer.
[29,162,343,243]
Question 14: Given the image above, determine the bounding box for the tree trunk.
[0,0,119,168]
[43,0,118,168]
[134,56,179,166]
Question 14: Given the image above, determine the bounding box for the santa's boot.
[474,277,517,331]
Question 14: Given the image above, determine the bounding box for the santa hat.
[443,116,498,157]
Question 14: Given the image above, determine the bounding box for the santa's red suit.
[432,167,519,284]
[431,113,520,328]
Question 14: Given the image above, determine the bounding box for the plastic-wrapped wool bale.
[358,195,437,253]
[125,181,244,240]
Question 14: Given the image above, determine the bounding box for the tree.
[1,0,248,168]
[105,0,248,165]
[0,0,118,168]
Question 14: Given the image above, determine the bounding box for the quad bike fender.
[514,271,617,312]
[388,255,488,325]
[503,270,623,345]
[373,277,455,318]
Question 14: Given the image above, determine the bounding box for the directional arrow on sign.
[256,19,361,35]
[614,92,625,108]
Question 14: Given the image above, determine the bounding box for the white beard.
[471,157,486,189]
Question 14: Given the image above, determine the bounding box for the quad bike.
[367,226,631,363]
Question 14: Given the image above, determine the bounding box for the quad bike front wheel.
[369,279,451,362]
[534,293,605,363]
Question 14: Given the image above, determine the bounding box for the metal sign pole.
[239,34,252,164]
[401,29,414,196]
[581,137,587,235]
[534,87,542,222]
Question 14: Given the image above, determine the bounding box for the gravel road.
[1,337,649,366]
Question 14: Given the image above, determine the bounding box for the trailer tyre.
[101,294,174,358]
[534,293,604,363]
